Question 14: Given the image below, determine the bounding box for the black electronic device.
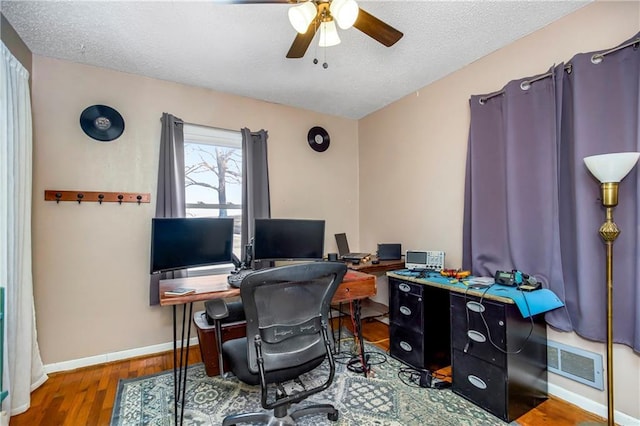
[253,218,325,261]
[377,243,402,260]
[495,269,539,289]
[227,268,255,288]
[150,217,234,274]
[494,270,517,286]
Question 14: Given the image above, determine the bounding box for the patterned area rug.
[111,344,514,425]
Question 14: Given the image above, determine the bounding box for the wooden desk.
[159,269,376,306]
[159,269,376,425]
[347,258,405,275]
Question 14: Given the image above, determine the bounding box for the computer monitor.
[150,217,234,274]
[253,218,325,261]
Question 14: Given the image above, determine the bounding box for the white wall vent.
[547,340,603,390]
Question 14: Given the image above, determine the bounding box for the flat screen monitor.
[253,218,325,261]
[150,217,234,274]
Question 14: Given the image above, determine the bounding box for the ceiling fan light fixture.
[319,20,341,47]
[330,0,359,29]
[288,1,317,34]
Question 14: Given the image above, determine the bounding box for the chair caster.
[328,410,339,421]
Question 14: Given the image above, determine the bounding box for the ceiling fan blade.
[286,19,320,58]
[213,0,292,4]
[353,8,403,47]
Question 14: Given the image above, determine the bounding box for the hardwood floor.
[11,318,604,426]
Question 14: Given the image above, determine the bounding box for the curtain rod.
[479,37,639,105]
[591,37,640,64]
[479,64,572,104]
[161,117,234,133]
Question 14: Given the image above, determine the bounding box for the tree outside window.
[183,124,242,258]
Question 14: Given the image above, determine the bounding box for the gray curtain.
[240,128,271,269]
[558,33,640,349]
[149,113,186,305]
[464,32,640,351]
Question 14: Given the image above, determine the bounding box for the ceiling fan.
[225,0,403,59]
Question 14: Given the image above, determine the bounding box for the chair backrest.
[240,262,347,374]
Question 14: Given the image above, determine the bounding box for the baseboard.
[43,337,200,374]
[548,382,640,425]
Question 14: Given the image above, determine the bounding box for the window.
[183,124,243,264]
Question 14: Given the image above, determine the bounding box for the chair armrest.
[205,299,229,320]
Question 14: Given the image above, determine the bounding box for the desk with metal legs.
[160,269,376,425]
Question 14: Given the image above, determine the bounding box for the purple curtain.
[463,66,569,327]
[559,33,640,349]
[149,113,186,305]
[464,32,640,351]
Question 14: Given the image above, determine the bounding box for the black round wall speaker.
[80,105,125,142]
[307,126,330,152]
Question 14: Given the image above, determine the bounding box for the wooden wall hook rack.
[45,190,151,205]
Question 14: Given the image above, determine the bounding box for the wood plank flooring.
[10,318,604,425]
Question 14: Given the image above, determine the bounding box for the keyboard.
[227,268,254,288]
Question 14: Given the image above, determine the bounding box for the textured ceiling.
[1,0,590,119]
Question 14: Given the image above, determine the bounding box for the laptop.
[334,233,370,261]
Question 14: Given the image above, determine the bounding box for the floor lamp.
[583,152,640,426]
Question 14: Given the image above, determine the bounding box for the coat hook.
[136,195,142,205]
[98,194,105,204]
[118,194,124,205]
[77,193,84,204]
[55,193,62,204]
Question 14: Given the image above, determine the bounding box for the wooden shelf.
[45,190,150,204]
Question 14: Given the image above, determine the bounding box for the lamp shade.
[319,21,341,47]
[288,2,317,34]
[330,0,359,29]
[584,152,640,183]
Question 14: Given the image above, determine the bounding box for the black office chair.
[220,262,347,426]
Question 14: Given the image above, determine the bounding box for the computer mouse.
[372,259,380,264]
[352,259,360,265]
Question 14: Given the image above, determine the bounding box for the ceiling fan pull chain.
[313,20,320,66]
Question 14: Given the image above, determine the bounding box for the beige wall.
[31,57,358,365]
[359,0,639,420]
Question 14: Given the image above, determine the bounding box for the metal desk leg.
[351,299,369,377]
[172,302,193,426]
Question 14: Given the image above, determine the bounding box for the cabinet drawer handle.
[466,301,485,313]
[467,374,487,390]
[399,341,412,352]
[399,306,412,316]
[399,283,411,293]
[467,330,486,343]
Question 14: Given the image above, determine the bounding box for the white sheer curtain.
[1,41,47,420]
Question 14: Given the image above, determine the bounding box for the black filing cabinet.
[388,277,450,371]
[450,292,548,422]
